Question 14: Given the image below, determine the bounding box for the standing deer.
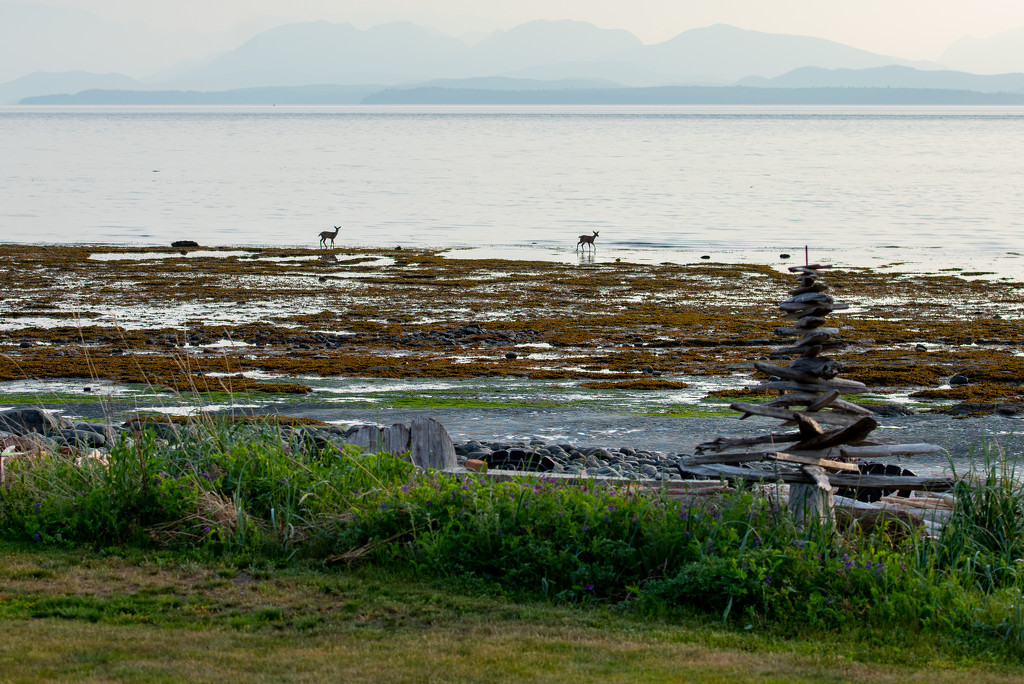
[576,230,599,252]
[319,226,341,249]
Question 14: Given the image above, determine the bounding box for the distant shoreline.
[19,84,1024,106]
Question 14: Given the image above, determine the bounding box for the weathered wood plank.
[695,431,804,453]
[808,389,841,412]
[783,307,834,319]
[792,416,879,451]
[674,462,955,491]
[346,424,385,452]
[750,377,869,392]
[681,449,859,472]
[780,301,834,313]
[790,465,834,525]
[679,452,768,466]
[409,416,457,470]
[770,341,847,357]
[770,452,860,473]
[782,292,835,305]
[384,422,411,456]
[446,467,729,491]
[793,410,824,437]
[839,443,945,458]
[774,326,839,337]
[788,283,829,296]
[788,356,843,380]
[879,495,954,510]
[729,401,863,427]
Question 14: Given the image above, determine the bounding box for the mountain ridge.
[8,15,1024,104]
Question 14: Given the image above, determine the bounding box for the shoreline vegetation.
[2,413,1024,679]
[4,243,1024,676]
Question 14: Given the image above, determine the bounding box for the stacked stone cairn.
[678,264,950,526]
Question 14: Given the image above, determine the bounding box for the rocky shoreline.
[5,405,1022,481]
[4,245,1024,417]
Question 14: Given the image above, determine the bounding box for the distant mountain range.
[0,0,276,84]
[942,25,1024,75]
[6,10,1024,105]
[147,21,935,91]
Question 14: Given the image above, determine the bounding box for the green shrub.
[3,419,1024,642]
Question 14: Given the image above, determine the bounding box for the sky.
[23,0,1024,61]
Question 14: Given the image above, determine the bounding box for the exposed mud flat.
[2,243,1024,418]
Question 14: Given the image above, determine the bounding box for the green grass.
[0,392,108,405]
[0,543,1022,683]
[3,418,1024,678]
[638,407,737,417]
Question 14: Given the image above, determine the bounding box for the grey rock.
[0,408,73,436]
[943,402,994,416]
[949,374,970,386]
[640,464,661,479]
[867,402,915,417]
[58,429,107,448]
[996,402,1024,416]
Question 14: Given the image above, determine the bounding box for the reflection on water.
[3,106,1024,264]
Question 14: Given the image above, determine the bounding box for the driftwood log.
[346,417,456,470]
[789,465,834,525]
[688,263,949,528]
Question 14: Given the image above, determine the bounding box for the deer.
[319,226,341,249]
[576,230,599,252]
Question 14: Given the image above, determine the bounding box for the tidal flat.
[2,243,1024,426]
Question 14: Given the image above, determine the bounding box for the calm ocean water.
[2,105,1023,271]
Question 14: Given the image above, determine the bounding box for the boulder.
[58,429,107,448]
[866,402,915,417]
[943,402,994,416]
[995,402,1024,416]
[0,408,73,436]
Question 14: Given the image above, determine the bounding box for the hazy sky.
[26,0,1024,60]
